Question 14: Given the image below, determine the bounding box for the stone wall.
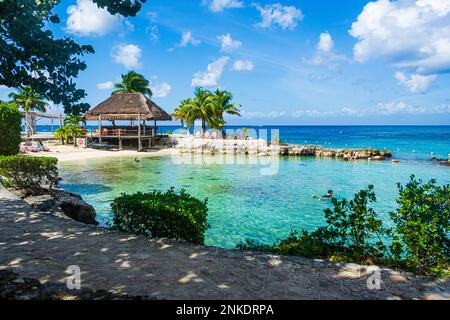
[174,137,392,160]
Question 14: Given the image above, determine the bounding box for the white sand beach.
[24,143,175,162]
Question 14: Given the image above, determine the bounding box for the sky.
[1,0,450,125]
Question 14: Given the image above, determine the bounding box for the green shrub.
[321,185,390,261]
[237,180,450,276]
[239,186,389,264]
[0,102,22,155]
[111,188,209,245]
[237,229,333,259]
[390,176,450,276]
[0,155,58,191]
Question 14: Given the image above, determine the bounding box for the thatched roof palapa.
[84,93,172,121]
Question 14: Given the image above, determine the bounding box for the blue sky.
[2,0,450,125]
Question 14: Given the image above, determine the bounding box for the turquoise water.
[59,153,450,248]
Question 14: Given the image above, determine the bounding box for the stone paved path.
[0,187,448,300]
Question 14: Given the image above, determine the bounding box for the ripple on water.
[59,155,450,248]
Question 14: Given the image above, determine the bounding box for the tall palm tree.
[173,99,193,129]
[186,87,216,135]
[112,71,153,97]
[210,89,241,129]
[8,86,48,112]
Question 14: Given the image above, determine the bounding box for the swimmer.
[312,190,334,200]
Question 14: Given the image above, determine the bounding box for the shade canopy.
[84,93,172,121]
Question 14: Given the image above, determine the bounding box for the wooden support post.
[98,114,102,143]
[118,129,123,150]
[138,113,142,151]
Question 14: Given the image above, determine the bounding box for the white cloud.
[111,44,142,69]
[96,81,114,90]
[255,3,303,30]
[349,0,450,74]
[151,82,172,98]
[148,25,159,42]
[304,32,347,71]
[232,60,254,71]
[203,0,244,12]
[66,0,127,37]
[192,56,230,87]
[241,111,286,119]
[342,101,450,116]
[394,72,437,93]
[317,32,334,53]
[180,31,201,47]
[217,34,242,52]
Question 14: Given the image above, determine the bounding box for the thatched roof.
[84,93,172,121]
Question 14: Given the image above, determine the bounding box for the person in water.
[313,190,334,200]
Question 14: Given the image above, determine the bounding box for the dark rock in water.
[431,157,450,167]
[24,195,56,211]
[56,192,98,226]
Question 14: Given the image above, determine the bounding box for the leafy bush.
[238,186,389,264]
[321,185,390,262]
[55,125,85,145]
[0,102,22,156]
[390,176,450,276]
[237,229,333,259]
[237,180,449,276]
[0,155,58,191]
[111,188,209,245]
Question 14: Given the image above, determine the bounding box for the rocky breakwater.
[11,188,98,225]
[174,137,392,160]
[280,145,392,160]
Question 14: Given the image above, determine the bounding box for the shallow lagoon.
[59,153,450,248]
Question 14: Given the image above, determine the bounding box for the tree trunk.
[201,118,206,137]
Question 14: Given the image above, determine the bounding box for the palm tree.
[8,86,48,112]
[186,87,216,135]
[63,114,86,127]
[173,99,194,129]
[209,89,241,129]
[112,71,153,97]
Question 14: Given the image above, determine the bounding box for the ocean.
[57,125,450,248]
[35,124,450,161]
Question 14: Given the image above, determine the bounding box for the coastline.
[32,143,176,163]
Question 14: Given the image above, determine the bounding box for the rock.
[56,194,98,225]
[23,195,56,211]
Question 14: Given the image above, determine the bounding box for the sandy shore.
[25,143,175,162]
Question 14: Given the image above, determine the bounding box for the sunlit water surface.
[59,154,450,248]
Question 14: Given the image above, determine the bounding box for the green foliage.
[0,0,145,114]
[237,229,333,259]
[55,122,85,145]
[0,155,58,191]
[8,87,48,112]
[322,185,390,261]
[112,71,152,97]
[63,114,86,127]
[237,179,449,276]
[0,102,22,156]
[111,188,209,245]
[173,88,241,133]
[390,176,450,276]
